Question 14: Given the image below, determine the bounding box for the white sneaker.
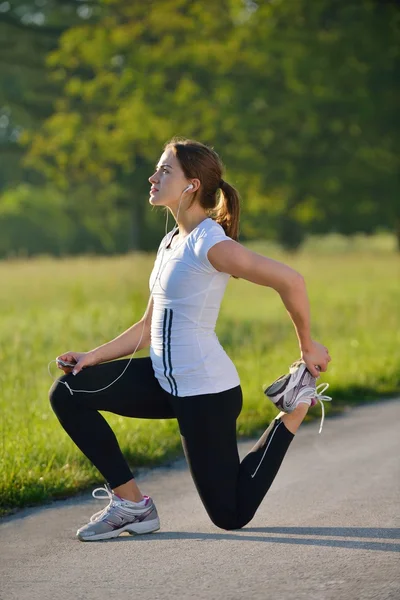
[264,359,332,433]
[76,484,160,541]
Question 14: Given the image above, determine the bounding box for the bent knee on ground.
[210,515,247,531]
[207,508,248,531]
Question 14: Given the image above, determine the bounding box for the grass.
[1,233,399,516]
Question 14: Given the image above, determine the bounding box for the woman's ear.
[190,178,201,193]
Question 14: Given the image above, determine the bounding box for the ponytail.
[214,179,240,241]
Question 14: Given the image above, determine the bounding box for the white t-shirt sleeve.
[194,225,230,272]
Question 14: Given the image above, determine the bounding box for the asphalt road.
[1,399,399,600]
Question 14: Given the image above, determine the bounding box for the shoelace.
[314,382,332,434]
[89,484,116,523]
[89,484,149,522]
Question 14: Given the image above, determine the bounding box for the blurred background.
[0,0,398,256]
[1,0,400,512]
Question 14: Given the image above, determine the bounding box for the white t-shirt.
[149,217,240,397]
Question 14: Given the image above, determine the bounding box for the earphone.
[48,183,194,395]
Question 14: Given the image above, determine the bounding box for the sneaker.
[76,483,160,541]
[263,359,332,433]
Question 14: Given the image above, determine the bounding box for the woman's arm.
[90,297,154,363]
[207,241,330,376]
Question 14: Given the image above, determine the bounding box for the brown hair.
[164,137,240,241]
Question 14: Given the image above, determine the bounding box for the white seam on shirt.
[195,221,227,272]
[250,421,282,479]
[196,274,218,387]
[203,238,228,272]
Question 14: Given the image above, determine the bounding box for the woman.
[50,137,331,542]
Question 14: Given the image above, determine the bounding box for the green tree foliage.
[3,0,399,253]
[0,181,133,256]
[234,1,400,248]
[0,0,107,256]
[0,0,99,181]
[25,0,246,249]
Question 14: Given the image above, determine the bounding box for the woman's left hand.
[300,341,331,377]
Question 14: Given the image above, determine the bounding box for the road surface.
[1,399,399,600]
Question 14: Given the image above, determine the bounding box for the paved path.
[1,400,399,600]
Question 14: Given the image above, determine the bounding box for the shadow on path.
[97,527,400,552]
[245,526,400,539]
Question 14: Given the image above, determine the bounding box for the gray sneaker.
[263,359,331,433]
[77,484,160,542]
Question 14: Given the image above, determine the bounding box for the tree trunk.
[276,192,306,251]
[277,214,305,251]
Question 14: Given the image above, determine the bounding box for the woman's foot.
[77,484,160,541]
[264,359,332,433]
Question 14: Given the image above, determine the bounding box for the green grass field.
[1,234,399,515]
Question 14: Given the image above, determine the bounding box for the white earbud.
[183,183,194,192]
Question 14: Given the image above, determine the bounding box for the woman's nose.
[148,172,158,184]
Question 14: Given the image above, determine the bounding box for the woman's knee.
[210,513,245,531]
[206,505,246,531]
[49,377,70,412]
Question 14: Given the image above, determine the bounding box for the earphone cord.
[47,192,185,395]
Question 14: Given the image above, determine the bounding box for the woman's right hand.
[56,351,99,375]
[300,340,331,377]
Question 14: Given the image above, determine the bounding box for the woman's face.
[148,148,193,208]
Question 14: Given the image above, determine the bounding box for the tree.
[228,1,400,247]
[0,0,101,193]
[23,0,400,251]
[25,0,247,248]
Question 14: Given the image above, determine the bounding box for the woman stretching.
[50,137,331,542]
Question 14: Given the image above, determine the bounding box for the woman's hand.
[300,341,331,377]
[56,351,99,375]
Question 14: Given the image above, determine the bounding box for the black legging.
[49,357,294,530]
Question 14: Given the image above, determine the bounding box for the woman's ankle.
[112,479,144,503]
[280,403,309,434]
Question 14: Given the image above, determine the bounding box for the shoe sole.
[264,364,307,401]
[77,517,160,542]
